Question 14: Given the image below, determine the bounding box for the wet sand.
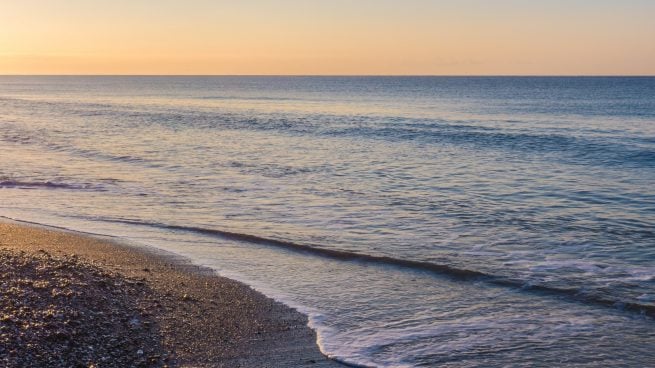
[0,221,344,367]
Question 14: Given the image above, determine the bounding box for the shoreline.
[0,220,345,367]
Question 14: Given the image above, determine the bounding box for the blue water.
[1,76,654,367]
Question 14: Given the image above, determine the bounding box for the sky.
[0,0,654,75]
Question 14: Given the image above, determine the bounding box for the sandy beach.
[0,220,344,367]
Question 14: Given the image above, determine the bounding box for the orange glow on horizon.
[1,1,654,75]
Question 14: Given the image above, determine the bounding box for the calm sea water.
[1,76,654,367]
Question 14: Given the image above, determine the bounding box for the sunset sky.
[1,0,653,75]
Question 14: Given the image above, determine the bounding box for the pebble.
[0,249,173,367]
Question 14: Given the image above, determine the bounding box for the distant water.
[1,76,654,367]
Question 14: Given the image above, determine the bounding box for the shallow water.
[1,76,654,367]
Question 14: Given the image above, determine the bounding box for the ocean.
[1,76,654,367]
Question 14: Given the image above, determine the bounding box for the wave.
[5,96,654,170]
[322,123,655,169]
[0,216,120,239]
[90,217,655,318]
[196,95,301,101]
[0,180,104,191]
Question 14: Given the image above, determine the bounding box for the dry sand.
[0,221,346,367]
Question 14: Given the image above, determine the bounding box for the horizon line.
[1,74,654,78]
